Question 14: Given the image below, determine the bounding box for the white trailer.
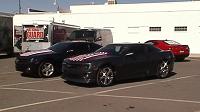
[14,20,80,52]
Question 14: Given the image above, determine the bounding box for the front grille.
[62,62,91,79]
[63,63,82,69]
[17,57,29,63]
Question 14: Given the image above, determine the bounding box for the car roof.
[110,43,151,47]
[58,41,93,44]
[146,40,173,42]
[73,29,98,31]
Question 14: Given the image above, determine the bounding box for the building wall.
[13,1,200,54]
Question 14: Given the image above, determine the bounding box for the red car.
[145,40,190,61]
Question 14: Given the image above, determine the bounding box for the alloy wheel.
[97,67,114,87]
[158,61,169,78]
[39,62,54,77]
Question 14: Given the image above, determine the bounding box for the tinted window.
[72,43,90,54]
[69,30,96,41]
[90,43,102,52]
[145,41,154,45]
[147,45,161,53]
[49,42,71,53]
[126,45,145,55]
[96,44,127,55]
[164,40,181,45]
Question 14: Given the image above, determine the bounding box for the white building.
[13,1,200,55]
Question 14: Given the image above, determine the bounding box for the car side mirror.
[125,52,134,56]
[95,36,102,41]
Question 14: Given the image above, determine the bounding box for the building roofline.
[0,12,14,17]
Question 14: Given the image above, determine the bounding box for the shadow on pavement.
[175,59,191,63]
[116,72,176,86]
[63,72,177,88]
[20,73,41,78]
[64,80,97,88]
[20,72,61,79]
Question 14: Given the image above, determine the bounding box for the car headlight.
[15,58,19,63]
[83,63,92,70]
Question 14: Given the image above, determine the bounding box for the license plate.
[180,51,184,53]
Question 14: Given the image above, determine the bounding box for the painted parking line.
[159,74,200,83]
[0,94,91,112]
[0,74,199,111]
[0,78,61,87]
[0,71,19,75]
[94,74,200,94]
[0,87,75,94]
[95,94,200,104]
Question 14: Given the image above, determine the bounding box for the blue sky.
[0,0,189,13]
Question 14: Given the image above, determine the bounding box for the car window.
[73,43,89,54]
[90,43,102,52]
[145,41,154,45]
[145,41,158,45]
[146,45,161,53]
[49,42,71,53]
[126,45,145,55]
[164,40,181,45]
[97,44,127,55]
[69,30,96,41]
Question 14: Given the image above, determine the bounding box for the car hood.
[20,49,54,57]
[68,52,109,62]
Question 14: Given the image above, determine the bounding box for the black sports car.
[62,43,175,86]
[15,41,102,77]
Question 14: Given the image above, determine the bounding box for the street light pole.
[19,0,22,13]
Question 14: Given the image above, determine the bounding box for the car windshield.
[69,30,96,40]
[48,42,71,53]
[145,41,154,45]
[164,40,181,45]
[96,44,127,55]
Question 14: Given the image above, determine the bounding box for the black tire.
[157,60,170,79]
[38,61,55,78]
[96,66,114,87]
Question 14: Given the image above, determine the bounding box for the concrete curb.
[189,54,200,57]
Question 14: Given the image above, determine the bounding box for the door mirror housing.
[95,36,102,41]
[66,49,74,53]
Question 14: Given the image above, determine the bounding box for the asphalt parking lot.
[0,56,200,112]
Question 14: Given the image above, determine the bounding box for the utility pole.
[19,0,22,13]
[54,0,59,12]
